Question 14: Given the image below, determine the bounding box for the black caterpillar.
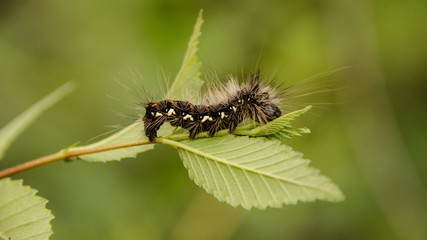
[143,73,282,142]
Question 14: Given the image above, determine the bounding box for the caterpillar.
[143,72,282,142]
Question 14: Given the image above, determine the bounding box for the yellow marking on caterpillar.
[201,116,210,123]
[167,109,176,116]
[183,114,194,121]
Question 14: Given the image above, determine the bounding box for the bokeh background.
[1,0,426,239]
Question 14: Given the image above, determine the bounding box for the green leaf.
[0,82,76,160]
[250,106,312,137]
[167,9,204,101]
[0,178,54,240]
[234,106,312,140]
[161,135,344,209]
[69,121,154,162]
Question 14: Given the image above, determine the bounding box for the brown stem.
[0,140,154,179]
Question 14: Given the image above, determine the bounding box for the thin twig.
[0,140,153,179]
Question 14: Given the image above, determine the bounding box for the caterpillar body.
[143,72,282,142]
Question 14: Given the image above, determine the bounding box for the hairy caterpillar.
[143,72,282,142]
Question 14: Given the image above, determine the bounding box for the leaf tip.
[331,188,346,202]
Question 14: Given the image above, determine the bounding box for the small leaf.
[71,10,204,163]
[167,9,204,101]
[0,178,54,240]
[0,82,76,160]
[234,106,312,140]
[162,135,344,209]
[70,121,154,162]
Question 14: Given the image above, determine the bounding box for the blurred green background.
[1,0,426,239]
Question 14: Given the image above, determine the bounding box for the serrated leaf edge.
[0,178,54,240]
[168,9,204,99]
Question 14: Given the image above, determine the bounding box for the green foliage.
[162,135,344,209]
[0,178,54,240]
[0,83,70,239]
[235,105,312,140]
[69,10,344,209]
[0,9,344,240]
[0,82,76,160]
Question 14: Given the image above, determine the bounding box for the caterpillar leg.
[143,117,165,142]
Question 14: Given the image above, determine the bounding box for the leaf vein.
[213,160,234,204]
[276,180,295,204]
[259,173,278,206]
[21,231,52,240]
[227,166,247,207]
[226,142,277,161]
[185,151,206,186]
[193,153,213,190]
[0,202,43,224]
[207,141,259,156]
[3,216,52,234]
[0,192,33,212]
[243,170,262,206]
[204,157,220,197]
[271,161,307,175]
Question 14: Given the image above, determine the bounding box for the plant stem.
[0,122,265,179]
[0,140,153,179]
